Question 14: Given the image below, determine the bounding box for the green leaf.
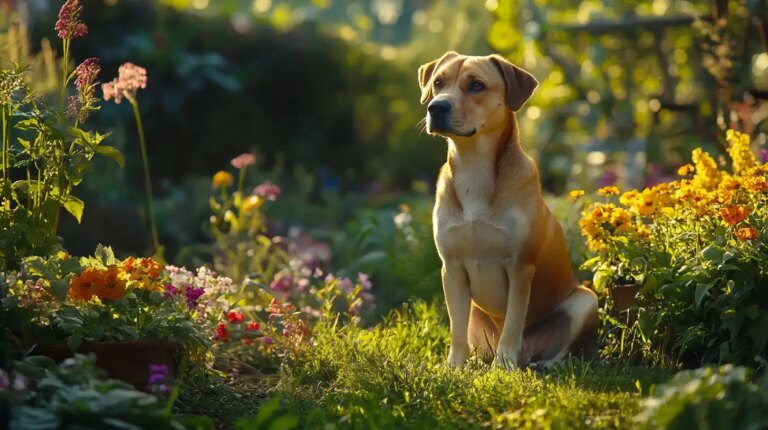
[694,281,716,310]
[96,145,125,168]
[67,333,83,351]
[50,280,70,301]
[748,314,768,354]
[701,246,724,263]
[63,196,85,223]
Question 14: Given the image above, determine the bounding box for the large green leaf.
[63,195,85,223]
[95,145,125,168]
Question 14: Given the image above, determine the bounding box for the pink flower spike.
[102,62,148,105]
[74,57,100,93]
[231,153,256,169]
[55,0,88,39]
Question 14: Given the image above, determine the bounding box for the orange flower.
[719,205,751,226]
[122,257,163,290]
[212,170,234,188]
[94,265,126,300]
[736,227,759,241]
[69,267,105,301]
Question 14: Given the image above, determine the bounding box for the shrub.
[635,365,768,430]
[579,130,768,365]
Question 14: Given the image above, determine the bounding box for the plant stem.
[1,105,8,208]
[60,38,70,112]
[127,95,161,256]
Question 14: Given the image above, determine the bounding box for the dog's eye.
[433,78,444,89]
[469,81,485,92]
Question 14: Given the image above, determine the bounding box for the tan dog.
[419,52,598,368]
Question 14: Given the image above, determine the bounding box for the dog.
[419,52,599,368]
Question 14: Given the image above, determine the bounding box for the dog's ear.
[418,51,459,104]
[489,55,538,111]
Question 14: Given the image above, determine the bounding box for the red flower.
[214,323,228,341]
[227,311,245,323]
[245,321,260,332]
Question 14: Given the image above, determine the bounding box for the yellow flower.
[212,170,234,188]
[677,164,694,176]
[692,148,721,190]
[597,186,620,197]
[241,195,264,213]
[568,189,585,200]
[719,174,741,191]
[726,129,756,174]
[736,226,759,241]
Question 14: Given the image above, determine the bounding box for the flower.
[726,129,757,174]
[94,265,127,300]
[270,272,293,295]
[245,321,260,331]
[148,364,169,384]
[568,190,585,200]
[212,171,234,188]
[736,227,759,241]
[164,284,180,298]
[55,0,88,39]
[241,195,264,213]
[74,57,100,95]
[230,153,256,169]
[677,164,694,176]
[214,323,228,341]
[252,181,281,201]
[102,63,147,104]
[227,311,245,323]
[259,336,273,345]
[184,287,205,307]
[692,148,721,190]
[68,267,105,301]
[597,186,620,197]
[719,205,750,226]
[123,257,163,290]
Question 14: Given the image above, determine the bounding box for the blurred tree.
[489,0,766,193]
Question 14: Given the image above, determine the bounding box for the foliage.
[579,129,768,365]
[0,9,124,269]
[3,354,212,430]
[0,246,227,357]
[635,365,768,430]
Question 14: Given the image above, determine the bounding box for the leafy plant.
[0,2,123,269]
[635,365,768,430]
[579,130,768,365]
[5,354,212,429]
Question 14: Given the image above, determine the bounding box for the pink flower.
[259,336,273,345]
[74,57,100,102]
[252,181,281,201]
[231,153,256,169]
[55,0,88,39]
[269,272,293,295]
[102,63,147,104]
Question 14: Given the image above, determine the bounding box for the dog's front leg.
[442,261,471,367]
[496,264,535,368]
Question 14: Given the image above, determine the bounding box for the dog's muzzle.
[427,100,452,133]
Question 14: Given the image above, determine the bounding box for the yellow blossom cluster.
[580,130,767,252]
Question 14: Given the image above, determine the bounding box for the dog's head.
[418,52,538,138]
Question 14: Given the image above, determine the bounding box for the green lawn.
[178,302,676,429]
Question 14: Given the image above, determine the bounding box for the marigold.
[212,171,234,188]
[736,227,759,241]
[568,190,585,200]
[677,164,694,176]
[719,205,750,226]
[68,267,105,301]
[94,265,127,300]
[692,148,721,190]
[726,129,757,174]
[122,257,163,291]
[597,186,620,197]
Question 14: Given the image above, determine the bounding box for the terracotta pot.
[609,284,641,314]
[32,339,177,390]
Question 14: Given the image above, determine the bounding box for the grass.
[178,301,677,429]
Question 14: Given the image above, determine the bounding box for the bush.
[579,130,768,365]
[635,365,768,430]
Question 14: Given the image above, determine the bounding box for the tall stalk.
[126,93,160,257]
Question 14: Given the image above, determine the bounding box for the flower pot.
[609,284,640,315]
[32,339,177,390]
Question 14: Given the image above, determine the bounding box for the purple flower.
[338,278,354,294]
[230,153,256,169]
[760,148,768,164]
[74,57,100,94]
[252,181,281,201]
[270,272,293,295]
[184,287,205,307]
[259,336,273,345]
[164,284,180,299]
[357,273,372,290]
[148,364,169,385]
[55,0,88,39]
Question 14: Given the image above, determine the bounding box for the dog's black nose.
[428,100,452,115]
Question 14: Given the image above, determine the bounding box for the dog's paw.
[446,346,469,367]
[494,354,519,370]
